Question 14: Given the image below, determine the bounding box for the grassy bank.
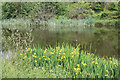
[1,18,119,31]
[2,44,119,78]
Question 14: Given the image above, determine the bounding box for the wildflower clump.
[18,44,119,78]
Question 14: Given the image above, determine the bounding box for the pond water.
[31,26,118,58]
[2,24,118,59]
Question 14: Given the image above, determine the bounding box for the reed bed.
[5,44,118,78]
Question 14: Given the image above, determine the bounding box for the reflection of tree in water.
[92,30,118,58]
[2,28,33,51]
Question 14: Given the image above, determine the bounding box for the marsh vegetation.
[1,2,119,79]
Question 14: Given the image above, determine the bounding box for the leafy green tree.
[2,2,35,19]
[118,1,120,18]
[108,3,116,11]
[91,2,105,12]
[2,2,68,20]
[52,2,68,16]
[118,1,120,11]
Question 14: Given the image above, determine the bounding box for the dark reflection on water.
[2,26,118,59]
[31,28,118,58]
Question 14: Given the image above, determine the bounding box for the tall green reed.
[17,43,118,78]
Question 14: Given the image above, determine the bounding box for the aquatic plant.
[8,43,118,78]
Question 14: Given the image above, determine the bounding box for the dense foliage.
[2,2,35,19]
[1,2,120,28]
[2,44,119,78]
[1,2,119,79]
[2,2,119,18]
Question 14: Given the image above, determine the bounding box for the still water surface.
[31,27,118,58]
[2,25,118,58]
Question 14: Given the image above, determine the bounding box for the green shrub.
[2,2,35,19]
[91,2,104,12]
[101,13,108,19]
[2,43,119,78]
[118,1,120,11]
[108,3,116,11]
[16,44,119,78]
[118,1,120,18]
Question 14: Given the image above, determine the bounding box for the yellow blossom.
[59,53,61,55]
[56,47,59,50]
[30,49,32,53]
[109,57,111,60]
[39,58,41,60]
[23,56,27,59]
[73,52,76,54]
[28,48,30,50]
[34,53,36,55]
[77,64,80,67]
[58,65,61,67]
[50,52,54,55]
[113,62,117,65]
[109,61,112,63]
[91,61,95,64]
[58,59,61,61]
[97,73,99,76]
[34,56,37,58]
[83,63,87,66]
[76,70,79,73]
[32,55,35,57]
[87,53,90,55]
[105,74,108,77]
[77,68,80,71]
[115,65,118,68]
[74,68,77,71]
[43,56,45,58]
[20,53,23,56]
[106,70,108,72]
[35,60,37,63]
[60,49,62,52]
[63,53,65,55]
[45,59,47,60]
[81,62,84,64]
[48,58,50,60]
[71,52,74,55]
[76,72,78,75]
[95,62,98,65]
[44,51,46,53]
[26,48,30,51]
[44,49,47,53]
[26,49,29,52]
